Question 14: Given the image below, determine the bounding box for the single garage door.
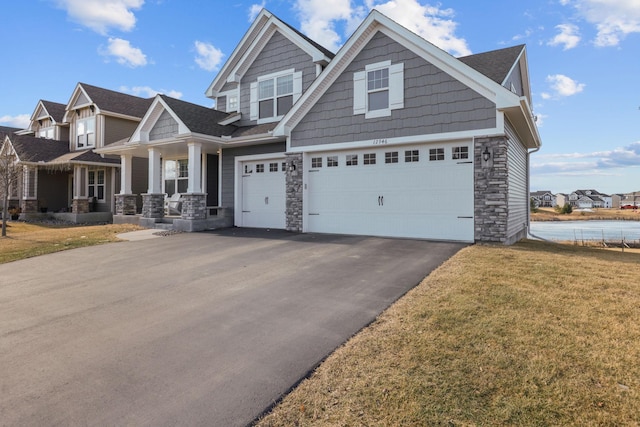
[238,157,286,229]
[306,142,474,241]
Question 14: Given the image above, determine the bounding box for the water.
[529,220,640,242]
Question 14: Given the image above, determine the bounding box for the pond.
[529,220,640,242]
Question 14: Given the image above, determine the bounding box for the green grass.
[256,241,640,426]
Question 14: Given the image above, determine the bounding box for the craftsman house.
[2,84,151,222]
[98,9,541,244]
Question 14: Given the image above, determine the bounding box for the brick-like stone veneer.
[180,193,207,220]
[474,136,509,243]
[72,198,89,214]
[21,199,38,213]
[285,153,303,232]
[142,193,165,219]
[115,194,137,215]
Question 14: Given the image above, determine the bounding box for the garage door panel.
[239,159,286,229]
[306,144,474,241]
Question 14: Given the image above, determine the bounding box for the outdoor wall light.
[289,162,296,172]
[482,147,491,162]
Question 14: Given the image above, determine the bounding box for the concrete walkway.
[0,228,465,426]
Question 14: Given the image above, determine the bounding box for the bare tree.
[0,139,21,237]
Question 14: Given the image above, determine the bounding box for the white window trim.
[219,88,240,113]
[76,117,95,149]
[88,169,106,202]
[353,60,404,119]
[162,158,189,196]
[250,68,302,124]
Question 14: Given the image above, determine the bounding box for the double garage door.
[238,142,474,241]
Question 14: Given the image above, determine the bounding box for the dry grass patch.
[532,207,640,221]
[0,221,143,264]
[256,241,640,426]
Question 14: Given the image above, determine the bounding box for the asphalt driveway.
[0,228,465,426]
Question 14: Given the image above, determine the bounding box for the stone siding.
[142,193,165,219]
[474,136,509,243]
[115,194,137,215]
[285,153,303,232]
[181,193,207,220]
[72,198,89,214]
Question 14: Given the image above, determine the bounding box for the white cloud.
[548,23,581,49]
[0,114,30,129]
[532,141,640,174]
[293,0,470,56]
[101,38,148,67]
[55,0,144,35]
[565,0,640,47]
[119,86,183,99]
[545,74,585,98]
[248,1,266,22]
[194,41,224,72]
[368,0,471,56]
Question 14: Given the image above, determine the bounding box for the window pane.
[97,170,105,184]
[277,74,293,96]
[269,163,278,172]
[77,121,85,135]
[165,160,177,179]
[88,187,95,197]
[86,118,95,132]
[97,186,104,200]
[368,90,389,111]
[259,79,274,99]
[346,154,358,166]
[385,152,398,164]
[256,164,264,173]
[87,133,95,146]
[327,156,338,167]
[311,157,322,168]
[88,171,95,185]
[364,153,376,165]
[179,159,188,177]
[367,68,389,90]
[259,99,274,119]
[177,179,188,193]
[165,180,176,196]
[277,95,293,115]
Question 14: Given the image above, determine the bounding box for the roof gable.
[64,83,153,121]
[205,9,333,98]
[274,9,524,138]
[4,133,70,163]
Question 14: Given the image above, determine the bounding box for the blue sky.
[1,0,639,195]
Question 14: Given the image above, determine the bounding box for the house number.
[372,138,388,145]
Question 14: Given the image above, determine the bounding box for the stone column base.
[285,153,303,232]
[21,199,39,214]
[181,193,207,220]
[72,198,89,214]
[116,194,137,215]
[142,193,165,219]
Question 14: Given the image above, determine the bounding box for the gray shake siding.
[238,30,317,126]
[291,32,496,147]
[505,120,528,241]
[149,110,178,140]
[220,142,286,211]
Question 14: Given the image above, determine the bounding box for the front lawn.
[256,240,640,426]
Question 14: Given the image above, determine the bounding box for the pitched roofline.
[274,9,524,138]
[128,95,191,143]
[205,9,333,98]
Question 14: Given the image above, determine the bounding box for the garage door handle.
[378,196,381,206]
[457,161,473,164]
[458,216,473,219]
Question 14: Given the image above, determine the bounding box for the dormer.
[28,100,69,141]
[63,83,153,152]
[205,9,334,127]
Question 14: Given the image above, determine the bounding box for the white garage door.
[238,158,286,229]
[306,142,474,241]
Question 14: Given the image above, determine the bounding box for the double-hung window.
[164,159,188,196]
[353,60,404,118]
[250,69,302,124]
[88,169,105,201]
[76,117,95,148]
[38,127,54,139]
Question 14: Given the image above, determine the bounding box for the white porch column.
[73,165,82,198]
[120,154,133,194]
[187,141,202,193]
[148,147,162,193]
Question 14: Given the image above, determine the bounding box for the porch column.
[120,154,132,195]
[148,147,161,194]
[20,165,38,214]
[72,165,89,214]
[187,141,202,194]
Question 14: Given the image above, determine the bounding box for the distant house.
[621,191,640,207]
[556,193,568,207]
[569,189,612,209]
[530,190,555,208]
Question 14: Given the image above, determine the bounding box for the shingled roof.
[160,95,237,137]
[80,83,154,118]
[40,100,67,123]
[0,126,21,137]
[8,134,70,163]
[457,44,524,85]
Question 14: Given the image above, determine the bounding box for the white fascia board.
[100,110,143,122]
[62,84,93,122]
[130,96,189,143]
[286,128,502,153]
[205,10,273,98]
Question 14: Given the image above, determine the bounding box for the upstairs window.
[227,94,238,112]
[250,69,302,124]
[76,117,95,148]
[353,61,404,119]
[38,127,54,139]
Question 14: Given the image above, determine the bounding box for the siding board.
[506,119,528,240]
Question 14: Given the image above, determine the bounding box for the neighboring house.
[621,191,640,207]
[530,190,555,208]
[98,9,541,244]
[3,83,152,222]
[569,189,612,208]
[556,193,569,207]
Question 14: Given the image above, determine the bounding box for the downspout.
[526,146,554,242]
